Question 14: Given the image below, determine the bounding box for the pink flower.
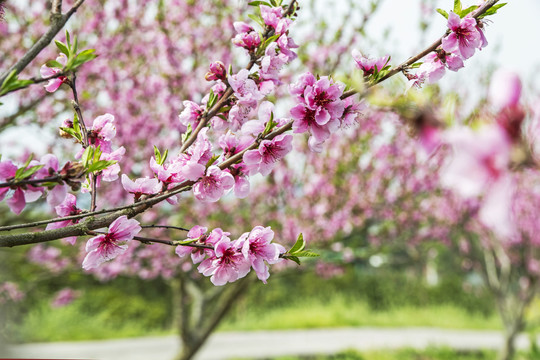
[260,5,283,28]
[88,113,116,153]
[46,193,81,245]
[441,12,481,59]
[179,101,203,128]
[232,31,261,51]
[205,61,227,81]
[82,215,141,270]
[418,51,464,84]
[51,288,80,307]
[260,43,288,85]
[228,100,257,131]
[121,174,161,199]
[40,54,67,92]
[193,165,235,202]
[197,237,251,286]
[277,34,298,62]
[352,50,390,77]
[175,226,224,264]
[243,134,293,176]
[228,69,264,102]
[0,159,42,214]
[238,226,285,283]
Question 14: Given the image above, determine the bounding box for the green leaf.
[72,36,79,55]
[460,5,478,17]
[182,124,193,144]
[69,49,97,70]
[59,127,81,141]
[248,1,271,6]
[293,250,320,258]
[453,0,462,15]
[87,160,116,173]
[283,255,301,265]
[436,8,448,19]
[65,30,71,49]
[248,13,265,28]
[55,40,70,56]
[15,164,44,180]
[481,3,507,17]
[205,154,219,168]
[72,111,82,139]
[81,147,94,168]
[206,89,218,109]
[45,59,64,69]
[153,145,162,164]
[289,233,306,254]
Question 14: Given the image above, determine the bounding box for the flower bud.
[205,61,226,81]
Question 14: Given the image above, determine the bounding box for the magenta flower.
[193,165,235,202]
[197,237,251,286]
[243,134,293,176]
[441,12,481,59]
[352,50,390,77]
[121,174,161,200]
[45,193,81,245]
[238,226,285,283]
[40,54,67,92]
[82,215,141,270]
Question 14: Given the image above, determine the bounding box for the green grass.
[220,294,501,332]
[234,348,499,360]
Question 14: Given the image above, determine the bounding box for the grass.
[220,293,501,332]
[235,348,498,360]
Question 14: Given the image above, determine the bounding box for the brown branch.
[0,175,62,188]
[0,0,85,85]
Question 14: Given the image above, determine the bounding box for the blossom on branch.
[82,215,141,270]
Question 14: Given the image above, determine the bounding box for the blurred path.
[5,327,536,360]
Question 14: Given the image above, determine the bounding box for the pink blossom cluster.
[290,72,359,152]
[0,282,25,304]
[409,11,488,88]
[176,225,285,285]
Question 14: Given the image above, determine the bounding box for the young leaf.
[81,146,94,168]
[154,145,162,164]
[436,8,449,19]
[55,40,70,56]
[460,5,478,17]
[45,59,64,69]
[14,164,44,180]
[480,3,507,17]
[87,160,116,173]
[453,0,462,15]
[283,255,301,265]
[248,1,271,6]
[289,233,306,254]
[293,250,320,258]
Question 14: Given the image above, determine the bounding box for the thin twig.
[141,224,190,232]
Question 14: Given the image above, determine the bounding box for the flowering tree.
[0,0,525,359]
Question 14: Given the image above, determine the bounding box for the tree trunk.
[498,325,519,360]
[172,274,252,360]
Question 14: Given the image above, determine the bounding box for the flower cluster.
[410,10,488,88]
[289,72,348,151]
[176,225,285,285]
